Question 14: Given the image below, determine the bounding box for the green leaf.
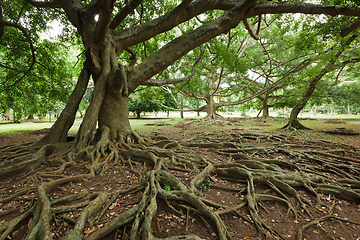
[163,184,171,191]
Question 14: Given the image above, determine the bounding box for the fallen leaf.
[313,230,319,234]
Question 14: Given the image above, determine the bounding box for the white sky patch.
[40,19,62,41]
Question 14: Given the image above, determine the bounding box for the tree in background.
[127,87,177,118]
[327,81,360,114]
[283,33,360,129]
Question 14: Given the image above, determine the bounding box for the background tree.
[127,87,177,118]
[0,2,79,122]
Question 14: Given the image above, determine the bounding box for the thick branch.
[125,48,138,66]
[113,0,248,52]
[94,0,115,44]
[141,48,204,86]
[23,0,60,8]
[127,0,258,91]
[0,6,3,38]
[246,2,360,18]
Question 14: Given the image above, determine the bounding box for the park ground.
[0,113,360,240]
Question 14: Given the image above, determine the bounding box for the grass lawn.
[0,111,359,135]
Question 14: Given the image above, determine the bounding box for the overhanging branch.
[141,48,204,86]
[109,0,143,30]
[23,0,60,8]
[341,19,360,37]
[246,2,360,18]
[243,18,260,40]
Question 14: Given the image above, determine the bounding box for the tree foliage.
[0,2,79,121]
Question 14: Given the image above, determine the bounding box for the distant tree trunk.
[27,115,34,120]
[313,106,318,116]
[282,74,322,129]
[348,104,351,115]
[330,104,334,116]
[261,93,270,118]
[284,108,288,115]
[4,108,11,121]
[136,109,141,119]
[167,111,170,118]
[284,106,311,129]
[180,99,184,118]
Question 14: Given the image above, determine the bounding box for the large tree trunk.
[98,91,133,142]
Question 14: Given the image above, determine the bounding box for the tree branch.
[0,6,3,38]
[332,58,360,86]
[94,0,115,44]
[23,0,60,8]
[214,76,259,98]
[243,18,260,40]
[125,48,139,67]
[158,87,200,112]
[167,85,208,101]
[215,57,313,108]
[127,0,258,91]
[141,48,204,86]
[246,2,360,18]
[113,0,248,52]
[341,19,360,37]
[109,0,143,30]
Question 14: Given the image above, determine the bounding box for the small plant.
[195,174,211,191]
[163,184,171,191]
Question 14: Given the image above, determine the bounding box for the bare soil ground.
[0,118,360,240]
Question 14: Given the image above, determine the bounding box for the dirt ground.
[0,118,360,240]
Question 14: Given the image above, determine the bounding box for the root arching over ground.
[1,127,360,240]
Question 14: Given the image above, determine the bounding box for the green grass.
[0,111,359,135]
[0,122,55,134]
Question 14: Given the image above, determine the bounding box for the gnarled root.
[1,129,360,239]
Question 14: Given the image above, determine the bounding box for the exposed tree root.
[183,113,242,127]
[1,130,360,239]
[281,118,311,130]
